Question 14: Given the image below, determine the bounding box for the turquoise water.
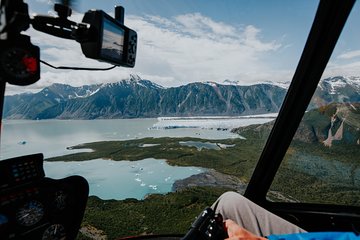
[44,158,203,200]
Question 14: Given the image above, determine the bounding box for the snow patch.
[321,76,360,94]
[204,81,218,87]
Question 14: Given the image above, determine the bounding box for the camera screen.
[100,17,125,62]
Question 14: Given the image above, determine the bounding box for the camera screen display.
[100,17,125,62]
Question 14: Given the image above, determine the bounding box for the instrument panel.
[0,154,89,240]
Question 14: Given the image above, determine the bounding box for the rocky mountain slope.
[311,76,360,108]
[232,102,360,146]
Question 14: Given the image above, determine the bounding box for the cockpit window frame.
[244,0,356,204]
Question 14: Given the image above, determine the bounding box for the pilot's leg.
[212,191,306,237]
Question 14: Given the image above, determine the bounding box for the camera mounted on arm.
[0,0,137,86]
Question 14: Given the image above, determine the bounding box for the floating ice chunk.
[149,185,158,190]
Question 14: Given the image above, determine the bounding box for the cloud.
[34,0,53,4]
[243,25,281,51]
[322,50,360,78]
[129,13,283,85]
[6,12,287,95]
[174,13,238,39]
[337,50,360,60]
[323,60,360,78]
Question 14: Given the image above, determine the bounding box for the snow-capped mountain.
[43,83,102,101]
[311,76,360,108]
[222,79,290,89]
[102,74,165,90]
[3,75,286,119]
[319,76,360,94]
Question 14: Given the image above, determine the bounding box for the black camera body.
[182,207,228,240]
[80,10,137,68]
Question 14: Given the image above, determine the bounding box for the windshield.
[269,0,360,206]
[1,0,318,238]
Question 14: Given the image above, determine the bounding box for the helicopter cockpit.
[0,0,360,239]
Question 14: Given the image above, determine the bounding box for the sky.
[5,0,360,95]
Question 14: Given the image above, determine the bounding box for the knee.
[217,191,244,204]
[214,191,245,211]
[220,191,242,199]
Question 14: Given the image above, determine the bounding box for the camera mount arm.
[31,4,80,40]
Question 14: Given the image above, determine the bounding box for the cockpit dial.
[16,200,44,226]
[42,224,66,240]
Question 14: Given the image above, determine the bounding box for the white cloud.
[242,25,281,52]
[337,50,360,60]
[34,0,53,4]
[323,61,360,78]
[322,49,360,78]
[129,13,284,85]
[6,12,288,95]
[174,13,238,39]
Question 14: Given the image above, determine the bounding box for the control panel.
[0,154,89,240]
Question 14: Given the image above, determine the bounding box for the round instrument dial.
[16,200,44,226]
[42,224,66,240]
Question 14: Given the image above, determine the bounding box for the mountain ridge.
[3,75,286,119]
[3,75,360,120]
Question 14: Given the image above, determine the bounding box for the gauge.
[42,224,66,240]
[16,200,44,226]
[53,191,67,211]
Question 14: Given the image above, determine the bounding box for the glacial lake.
[0,116,275,199]
[44,158,203,200]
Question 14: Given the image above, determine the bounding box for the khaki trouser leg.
[212,191,306,237]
